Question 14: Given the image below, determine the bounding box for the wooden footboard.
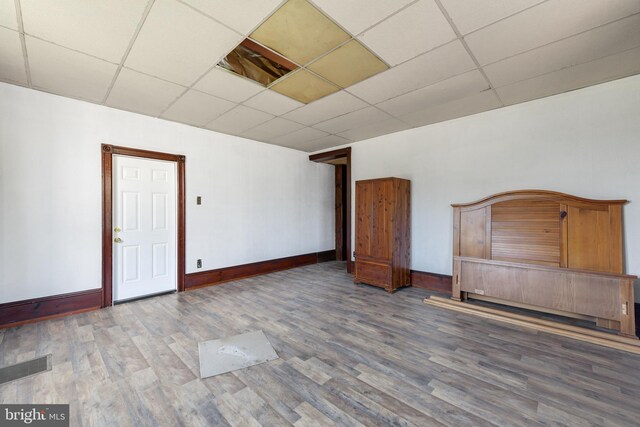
[452,256,637,338]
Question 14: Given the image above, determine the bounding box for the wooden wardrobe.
[354,178,411,293]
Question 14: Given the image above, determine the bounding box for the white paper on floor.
[198,330,279,378]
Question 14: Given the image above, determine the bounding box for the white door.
[113,155,177,302]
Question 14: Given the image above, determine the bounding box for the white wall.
[344,75,640,301]
[0,83,334,304]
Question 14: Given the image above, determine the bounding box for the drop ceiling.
[1,0,639,152]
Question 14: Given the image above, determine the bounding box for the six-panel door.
[113,155,177,302]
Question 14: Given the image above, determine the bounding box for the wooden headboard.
[451,190,636,338]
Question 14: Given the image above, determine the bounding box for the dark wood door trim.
[101,144,186,307]
[309,147,352,273]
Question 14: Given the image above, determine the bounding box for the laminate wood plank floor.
[1,261,639,426]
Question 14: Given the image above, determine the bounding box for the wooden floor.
[1,261,639,426]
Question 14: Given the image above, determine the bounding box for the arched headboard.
[452,189,627,273]
[451,190,636,338]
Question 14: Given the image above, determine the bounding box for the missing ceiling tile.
[218,39,298,87]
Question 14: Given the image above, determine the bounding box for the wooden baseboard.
[185,250,336,290]
[317,250,337,263]
[411,270,452,294]
[0,288,102,329]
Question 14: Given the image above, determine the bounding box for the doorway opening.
[309,148,352,273]
[101,144,186,307]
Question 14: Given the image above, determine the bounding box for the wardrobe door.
[370,179,393,261]
[355,181,373,258]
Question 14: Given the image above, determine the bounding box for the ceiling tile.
[312,0,413,35]
[496,46,640,106]
[0,0,18,30]
[465,0,640,65]
[269,126,328,148]
[347,40,476,104]
[0,28,27,84]
[313,106,392,134]
[308,40,388,88]
[125,0,242,86]
[26,36,117,102]
[242,89,304,115]
[250,0,350,65]
[398,90,502,127]
[106,68,185,117]
[337,118,411,141]
[205,105,274,135]
[303,135,350,152]
[376,70,490,117]
[182,0,282,34]
[194,67,264,103]
[161,89,235,126]
[240,117,306,140]
[358,0,456,66]
[439,0,544,35]
[281,91,368,125]
[484,14,640,88]
[20,0,148,63]
[270,69,339,104]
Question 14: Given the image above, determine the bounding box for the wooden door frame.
[309,147,353,273]
[101,144,186,307]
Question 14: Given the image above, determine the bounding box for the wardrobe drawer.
[355,260,391,288]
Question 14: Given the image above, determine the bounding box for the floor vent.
[0,354,51,384]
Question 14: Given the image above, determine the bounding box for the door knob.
[114,237,123,243]
[114,227,121,232]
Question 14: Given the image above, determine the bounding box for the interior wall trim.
[185,250,336,290]
[411,270,453,294]
[101,144,186,307]
[309,147,353,273]
[0,289,102,329]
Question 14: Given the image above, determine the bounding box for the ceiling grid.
[1,0,639,151]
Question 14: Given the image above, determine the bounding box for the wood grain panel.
[458,258,622,321]
[567,206,610,272]
[491,200,560,265]
[354,259,391,288]
[371,180,392,260]
[392,179,411,288]
[355,181,372,258]
[608,204,623,274]
[459,208,486,258]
